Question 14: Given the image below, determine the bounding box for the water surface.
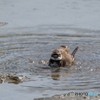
[0,0,100,100]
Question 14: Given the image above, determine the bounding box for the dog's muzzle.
[50,53,62,60]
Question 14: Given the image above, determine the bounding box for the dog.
[49,46,78,67]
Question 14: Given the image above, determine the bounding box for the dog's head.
[49,49,62,67]
[49,46,69,67]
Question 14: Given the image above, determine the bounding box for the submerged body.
[49,46,78,67]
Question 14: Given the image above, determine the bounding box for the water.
[0,0,100,100]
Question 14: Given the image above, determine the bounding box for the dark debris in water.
[0,22,8,26]
[0,72,28,84]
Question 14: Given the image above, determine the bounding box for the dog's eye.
[58,54,61,57]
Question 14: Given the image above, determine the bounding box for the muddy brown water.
[0,0,100,100]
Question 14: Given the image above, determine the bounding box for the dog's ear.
[60,45,70,52]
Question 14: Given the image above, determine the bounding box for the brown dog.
[49,46,78,67]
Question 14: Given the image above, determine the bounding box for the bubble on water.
[38,60,48,64]
[80,66,82,69]
[76,61,81,65]
[32,61,34,63]
[90,69,93,71]
[60,94,65,98]
[74,67,78,70]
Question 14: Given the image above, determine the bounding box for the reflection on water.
[0,25,100,99]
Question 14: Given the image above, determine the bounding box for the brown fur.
[49,46,78,67]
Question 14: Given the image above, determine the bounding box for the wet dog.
[49,46,78,67]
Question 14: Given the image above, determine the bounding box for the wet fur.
[49,46,78,67]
